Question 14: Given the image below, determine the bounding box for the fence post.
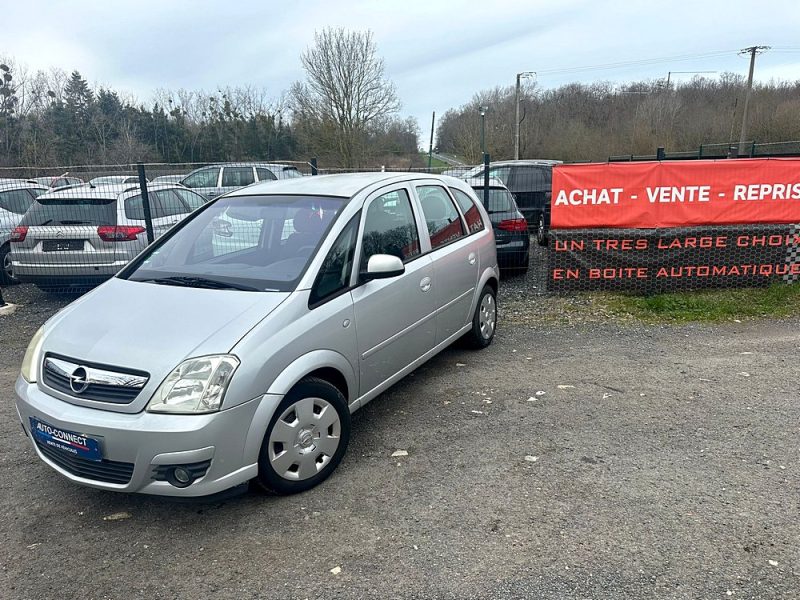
[137,163,155,244]
[750,141,756,158]
[698,144,704,158]
[483,153,490,205]
[656,146,666,161]
[310,157,318,176]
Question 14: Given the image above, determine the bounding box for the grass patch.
[600,284,800,322]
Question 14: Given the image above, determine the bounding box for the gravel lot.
[1,266,798,599]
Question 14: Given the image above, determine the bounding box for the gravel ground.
[0,271,798,599]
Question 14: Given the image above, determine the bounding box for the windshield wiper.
[137,276,260,291]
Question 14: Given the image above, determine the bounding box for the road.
[0,283,798,599]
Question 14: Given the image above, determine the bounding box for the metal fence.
[0,158,540,295]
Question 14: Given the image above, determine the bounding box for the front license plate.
[29,417,102,462]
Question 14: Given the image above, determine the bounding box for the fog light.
[173,467,192,484]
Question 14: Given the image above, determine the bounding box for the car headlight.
[21,326,45,383]
[146,355,239,414]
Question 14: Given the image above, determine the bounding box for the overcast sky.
[4,0,800,141]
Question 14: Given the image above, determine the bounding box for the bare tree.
[290,28,400,167]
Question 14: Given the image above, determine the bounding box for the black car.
[464,159,561,246]
[467,179,530,273]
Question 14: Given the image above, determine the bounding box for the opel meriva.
[15,173,499,496]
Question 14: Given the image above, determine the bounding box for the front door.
[351,187,436,397]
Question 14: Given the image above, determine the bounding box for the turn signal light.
[498,218,528,232]
[10,226,28,242]
[97,225,146,242]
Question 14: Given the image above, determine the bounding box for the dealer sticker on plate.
[30,417,102,462]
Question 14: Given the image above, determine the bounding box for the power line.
[535,49,737,77]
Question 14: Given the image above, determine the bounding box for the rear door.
[180,166,221,200]
[350,186,436,397]
[413,183,478,344]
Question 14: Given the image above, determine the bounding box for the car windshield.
[472,188,513,213]
[123,194,346,292]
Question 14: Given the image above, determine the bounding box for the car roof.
[0,180,48,192]
[484,159,562,167]
[36,182,183,200]
[464,176,508,189]
[186,162,299,172]
[227,172,462,199]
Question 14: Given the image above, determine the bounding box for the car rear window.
[472,188,513,213]
[20,198,117,226]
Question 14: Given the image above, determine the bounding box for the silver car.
[10,182,207,291]
[180,162,303,200]
[0,181,48,284]
[15,173,499,497]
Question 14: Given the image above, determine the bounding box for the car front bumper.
[15,376,281,496]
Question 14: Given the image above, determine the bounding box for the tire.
[464,285,497,349]
[0,243,18,286]
[256,376,351,495]
[536,214,548,246]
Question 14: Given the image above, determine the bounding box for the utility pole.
[479,106,488,159]
[514,71,535,160]
[738,45,770,155]
[427,111,435,172]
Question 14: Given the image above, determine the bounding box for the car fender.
[266,349,357,407]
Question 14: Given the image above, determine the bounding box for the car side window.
[450,188,485,234]
[173,188,206,210]
[0,189,35,215]
[360,189,421,273]
[124,194,147,220]
[154,190,189,217]
[488,167,511,185]
[182,167,220,189]
[222,167,255,187]
[416,185,465,250]
[256,167,277,182]
[310,214,359,306]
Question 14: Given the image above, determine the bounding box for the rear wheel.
[464,285,497,349]
[256,377,350,495]
[0,243,18,285]
[536,214,548,246]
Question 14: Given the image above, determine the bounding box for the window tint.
[222,167,255,187]
[124,194,147,220]
[310,214,359,305]
[0,189,35,215]
[360,189,420,272]
[450,188,485,234]
[173,188,206,210]
[471,188,513,213]
[256,167,276,182]
[154,190,189,217]
[417,185,465,250]
[513,166,547,191]
[182,167,219,189]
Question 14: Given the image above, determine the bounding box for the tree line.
[436,74,800,163]
[0,29,419,170]
[2,28,800,170]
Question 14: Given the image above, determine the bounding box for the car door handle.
[420,277,432,292]
[468,252,476,265]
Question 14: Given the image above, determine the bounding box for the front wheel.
[464,285,497,349]
[256,377,351,495]
[0,244,18,285]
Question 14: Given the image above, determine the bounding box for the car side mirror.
[362,254,405,281]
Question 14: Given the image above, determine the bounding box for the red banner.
[551,158,800,229]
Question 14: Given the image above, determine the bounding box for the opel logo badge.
[69,366,90,394]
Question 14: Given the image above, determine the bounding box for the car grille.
[34,438,135,485]
[43,355,148,404]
